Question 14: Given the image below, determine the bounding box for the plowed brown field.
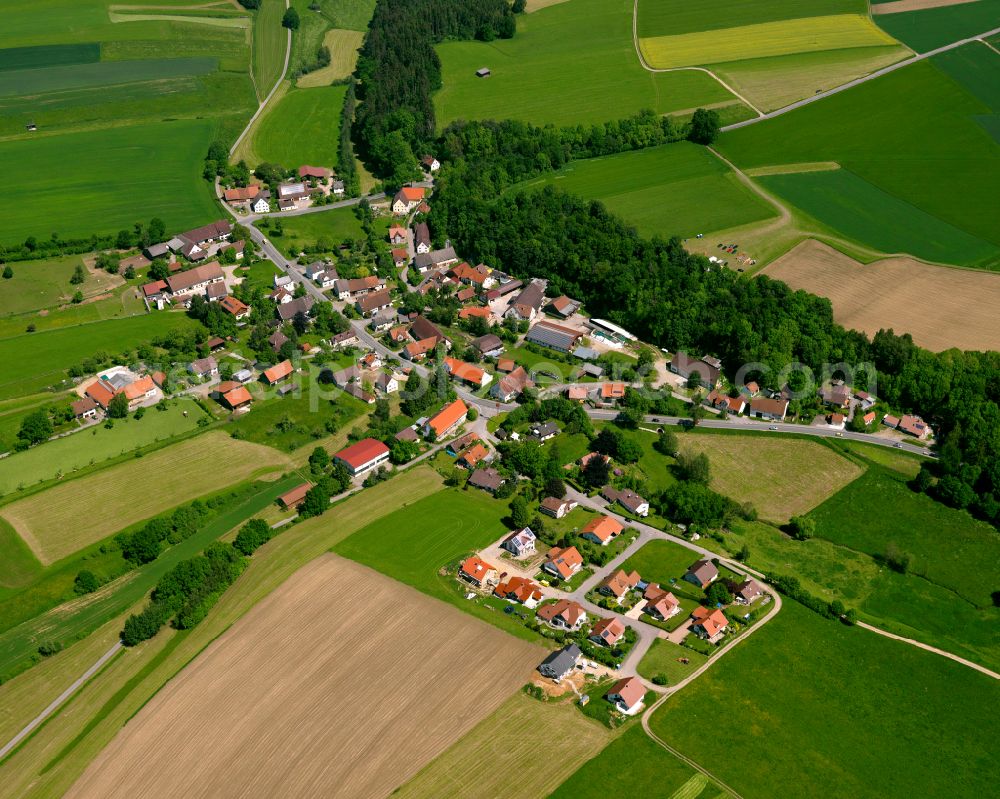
[65,555,544,799]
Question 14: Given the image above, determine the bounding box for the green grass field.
[636,0,868,37]
[0,56,215,97]
[808,467,1000,609]
[649,601,1000,799]
[229,387,369,452]
[636,637,708,684]
[0,400,204,495]
[513,143,778,239]
[0,284,146,341]
[550,725,714,799]
[253,0,289,98]
[258,205,373,252]
[0,120,223,246]
[875,0,1000,52]
[720,59,1000,267]
[0,43,100,71]
[0,312,198,400]
[757,168,999,265]
[0,255,122,316]
[435,0,752,130]
[238,83,345,168]
[619,539,706,594]
[933,41,1000,112]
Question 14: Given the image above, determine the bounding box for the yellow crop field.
[640,15,898,69]
[65,556,544,799]
[296,29,365,88]
[0,432,292,564]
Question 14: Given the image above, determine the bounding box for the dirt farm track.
[764,240,1000,353]
[64,555,544,799]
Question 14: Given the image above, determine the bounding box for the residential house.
[333,275,387,300]
[580,515,623,546]
[334,437,391,475]
[505,280,545,321]
[862,410,877,426]
[644,587,680,621]
[490,366,533,403]
[819,382,851,409]
[691,606,729,641]
[413,221,431,253]
[457,442,490,469]
[530,421,559,441]
[277,482,312,509]
[598,383,627,406]
[223,185,260,204]
[331,365,360,388]
[403,337,438,361]
[496,357,516,373]
[421,155,441,172]
[330,330,359,349]
[423,398,468,439]
[84,379,115,409]
[734,579,763,605]
[388,225,408,245]
[539,497,577,519]
[748,397,788,421]
[331,180,345,196]
[566,385,589,403]
[449,261,494,289]
[222,385,253,410]
[445,356,492,388]
[72,397,99,420]
[164,262,225,300]
[276,295,315,323]
[590,617,625,648]
[684,559,718,589]
[536,599,588,631]
[205,281,228,302]
[542,546,584,581]
[606,676,645,715]
[459,556,499,588]
[898,414,932,439]
[855,390,877,410]
[391,186,426,215]
[189,357,218,379]
[459,306,494,324]
[391,247,409,268]
[375,372,399,394]
[502,527,537,558]
[548,295,580,317]
[268,329,289,354]
[494,576,543,608]
[120,375,157,410]
[598,569,640,604]
[142,279,169,309]
[525,320,582,353]
[356,289,393,317]
[456,287,476,304]
[472,334,504,358]
[262,360,293,385]
[601,486,649,517]
[218,295,250,320]
[740,381,760,398]
[467,467,506,493]
[669,351,721,388]
[538,643,582,680]
[706,389,745,415]
[251,195,271,214]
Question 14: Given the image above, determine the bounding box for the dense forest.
[347,0,999,521]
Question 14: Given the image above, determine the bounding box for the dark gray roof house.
[538,643,582,680]
[276,295,314,322]
[467,467,505,493]
[684,559,719,589]
[472,333,504,357]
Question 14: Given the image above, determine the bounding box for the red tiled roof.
[334,437,390,470]
[460,556,496,583]
[223,386,253,408]
[122,375,155,401]
[692,606,728,637]
[582,515,623,544]
[263,360,293,384]
[278,482,312,508]
[85,380,115,409]
[427,398,468,437]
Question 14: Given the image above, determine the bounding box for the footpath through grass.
[649,601,1000,799]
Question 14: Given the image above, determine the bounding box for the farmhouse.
[277,181,311,203]
[540,496,577,519]
[276,296,315,323]
[494,576,543,608]
[581,515,623,546]
[606,676,645,715]
[189,357,218,379]
[669,351,721,388]
[222,385,253,410]
[262,360,293,385]
[84,380,115,409]
[601,486,649,517]
[165,262,225,300]
[224,185,260,204]
[467,467,505,493]
[459,556,499,588]
[72,397,99,420]
[505,280,546,321]
[502,526,537,558]
[334,275,387,300]
[168,220,233,261]
[298,165,330,180]
[334,438,391,476]
[356,289,393,317]
[548,295,581,317]
[251,195,271,213]
[590,617,625,648]
[538,643,581,681]
[414,246,459,272]
[278,482,312,509]
[472,334,504,358]
[735,579,763,605]
[598,569,640,603]
[392,186,426,215]
[490,366,533,403]
[542,545,584,580]
[691,606,729,642]
[684,559,718,589]
[525,320,582,353]
[444,356,492,387]
[748,397,788,421]
[375,372,399,394]
[424,398,468,439]
[536,599,587,631]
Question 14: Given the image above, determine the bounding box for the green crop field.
[933,41,1000,112]
[648,601,1000,799]
[238,83,345,168]
[0,400,204,495]
[513,143,778,239]
[808,468,1000,609]
[636,0,868,38]
[0,57,216,97]
[0,43,100,71]
[0,120,224,246]
[550,726,713,799]
[757,168,999,265]
[875,0,1000,52]
[720,60,1000,266]
[253,0,289,98]
[435,0,753,130]
[0,313,197,400]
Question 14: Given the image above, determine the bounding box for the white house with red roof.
[459,556,499,588]
[333,438,390,475]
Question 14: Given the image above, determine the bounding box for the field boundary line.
[0,642,122,763]
[630,0,765,118]
[231,0,292,156]
[856,621,1000,679]
[722,24,1000,131]
[979,37,1000,56]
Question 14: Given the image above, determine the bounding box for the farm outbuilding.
[476,67,491,77]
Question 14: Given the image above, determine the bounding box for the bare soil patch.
[65,555,544,799]
[764,239,1000,352]
[872,0,980,15]
[525,0,571,10]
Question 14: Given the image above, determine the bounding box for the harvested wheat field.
[765,239,1000,352]
[872,0,979,14]
[65,555,544,799]
[0,431,291,564]
[681,433,863,522]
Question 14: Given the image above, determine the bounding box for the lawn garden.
[228,387,369,452]
[434,0,752,129]
[649,601,1000,799]
[513,143,778,239]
